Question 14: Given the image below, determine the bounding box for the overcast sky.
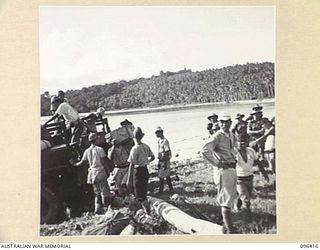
[39,6,275,94]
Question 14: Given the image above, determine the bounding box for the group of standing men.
[75,123,173,215]
[202,104,275,233]
[43,90,173,216]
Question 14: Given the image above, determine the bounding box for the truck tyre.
[41,185,62,224]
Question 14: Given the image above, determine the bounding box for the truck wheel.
[41,185,62,224]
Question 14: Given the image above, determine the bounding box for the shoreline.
[41,98,275,121]
[103,98,275,116]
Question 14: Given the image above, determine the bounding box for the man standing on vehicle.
[202,113,238,234]
[82,107,111,134]
[57,90,69,103]
[44,95,84,144]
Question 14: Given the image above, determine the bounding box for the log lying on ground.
[170,194,214,222]
[149,196,223,235]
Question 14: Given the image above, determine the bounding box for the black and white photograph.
[40,6,275,236]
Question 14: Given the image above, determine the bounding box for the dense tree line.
[41,62,274,116]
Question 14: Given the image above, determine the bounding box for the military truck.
[41,118,109,224]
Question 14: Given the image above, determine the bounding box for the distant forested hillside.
[41,62,274,116]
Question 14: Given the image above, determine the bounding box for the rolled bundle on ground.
[148,196,223,235]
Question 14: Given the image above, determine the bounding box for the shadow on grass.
[233,210,277,234]
[257,193,276,200]
[254,184,276,200]
[255,184,276,193]
[167,199,277,234]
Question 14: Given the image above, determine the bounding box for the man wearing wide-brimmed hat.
[127,127,155,213]
[252,104,263,112]
[201,113,238,234]
[120,119,133,126]
[207,113,218,124]
[207,113,220,129]
[236,113,245,121]
[155,126,173,195]
[73,133,111,214]
[232,114,250,147]
[247,105,265,156]
[232,113,247,134]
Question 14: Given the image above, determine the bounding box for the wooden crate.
[110,125,134,144]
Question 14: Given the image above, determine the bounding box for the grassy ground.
[40,157,277,235]
[148,158,277,234]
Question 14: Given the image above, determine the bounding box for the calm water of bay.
[41,101,275,160]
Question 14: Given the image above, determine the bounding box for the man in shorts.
[235,135,258,220]
[250,117,276,174]
[155,126,173,195]
[73,133,111,214]
[263,118,275,173]
[202,114,238,234]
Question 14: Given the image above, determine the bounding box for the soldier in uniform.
[127,127,155,213]
[155,126,173,195]
[247,105,265,157]
[202,114,238,234]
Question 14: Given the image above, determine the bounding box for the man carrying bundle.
[201,113,238,234]
[107,119,135,197]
